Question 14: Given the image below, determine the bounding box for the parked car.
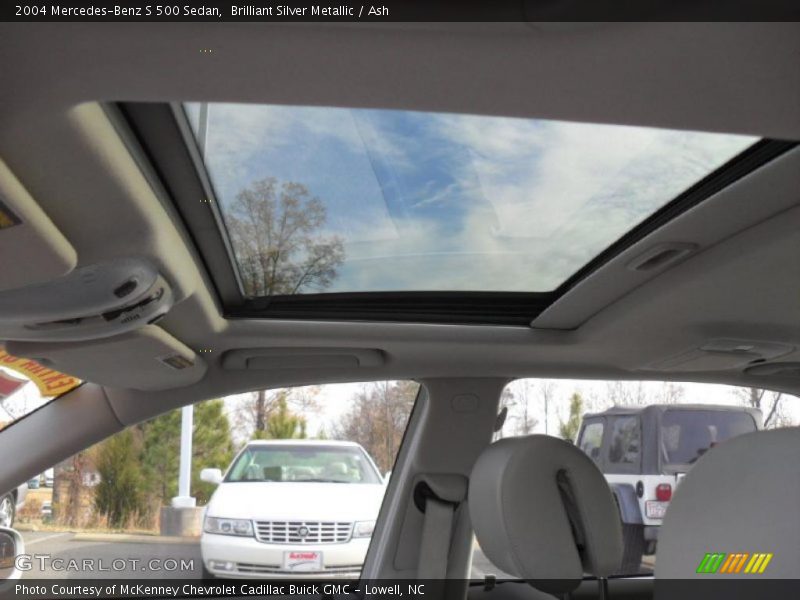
[0,484,27,528]
[40,501,52,521]
[576,404,762,571]
[26,477,39,490]
[43,469,54,488]
[200,440,385,579]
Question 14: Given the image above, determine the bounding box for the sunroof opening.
[181,102,757,298]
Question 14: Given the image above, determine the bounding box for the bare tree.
[226,177,345,296]
[605,381,648,407]
[330,381,418,473]
[651,382,684,405]
[502,380,552,435]
[54,450,98,528]
[733,387,791,429]
[588,381,684,411]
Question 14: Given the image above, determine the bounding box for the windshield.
[225,444,382,484]
[660,409,758,467]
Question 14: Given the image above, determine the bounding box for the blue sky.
[186,103,756,293]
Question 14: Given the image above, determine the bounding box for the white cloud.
[433,114,755,239]
[188,102,757,293]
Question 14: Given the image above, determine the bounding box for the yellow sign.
[0,350,81,397]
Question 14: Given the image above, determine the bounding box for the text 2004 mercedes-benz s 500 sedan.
[199,440,386,579]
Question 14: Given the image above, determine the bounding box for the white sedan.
[200,440,386,579]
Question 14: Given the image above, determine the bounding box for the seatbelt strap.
[417,496,456,579]
[414,475,468,580]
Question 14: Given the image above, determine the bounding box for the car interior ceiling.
[0,22,799,599]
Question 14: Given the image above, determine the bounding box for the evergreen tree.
[559,392,584,443]
[254,393,307,440]
[141,399,234,505]
[94,429,145,528]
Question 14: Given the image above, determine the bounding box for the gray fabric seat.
[468,435,623,598]
[655,427,800,591]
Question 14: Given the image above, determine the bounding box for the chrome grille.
[236,562,361,575]
[254,521,353,544]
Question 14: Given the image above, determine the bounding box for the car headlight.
[353,520,376,538]
[204,517,254,537]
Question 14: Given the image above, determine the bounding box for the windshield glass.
[7,381,416,581]
[660,409,758,467]
[225,444,382,484]
[0,349,81,430]
[183,102,757,296]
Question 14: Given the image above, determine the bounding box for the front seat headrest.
[469,435,622,593]
[656,427,799,584]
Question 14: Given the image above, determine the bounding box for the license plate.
[283,551,323,572]
[645,500,669,519]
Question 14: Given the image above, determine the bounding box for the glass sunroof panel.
[183,103,757,296]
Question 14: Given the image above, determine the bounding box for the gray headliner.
[0,22,798,427]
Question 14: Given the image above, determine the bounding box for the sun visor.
[0,157,77,291]
[0,258,173,342]
[5,325,206,391]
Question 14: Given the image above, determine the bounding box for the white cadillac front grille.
[254,521,353,544]
[235,563,361,575]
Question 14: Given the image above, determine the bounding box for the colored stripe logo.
[696,552,773,574]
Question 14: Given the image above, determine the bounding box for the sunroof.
[182,103,757,297]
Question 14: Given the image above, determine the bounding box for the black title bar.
[4,0,800,22]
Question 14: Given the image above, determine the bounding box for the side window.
[579,421,604,462]
[608,416,640,464]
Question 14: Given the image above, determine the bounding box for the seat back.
[469,435,623,595]
[656,427,800,581]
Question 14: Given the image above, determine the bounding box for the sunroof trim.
[553,138,799,297]
[170,102,249,298]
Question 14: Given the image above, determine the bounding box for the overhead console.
[643,338,795,372]
[0,258,174,341]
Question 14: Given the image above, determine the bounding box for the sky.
[186,102,757,294]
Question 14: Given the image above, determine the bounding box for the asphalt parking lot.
[19,531,203,579]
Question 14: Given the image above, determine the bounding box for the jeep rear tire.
[619,523,647,574]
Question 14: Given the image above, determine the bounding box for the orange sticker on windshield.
[0,350,81,397]
[0,199,21,230]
